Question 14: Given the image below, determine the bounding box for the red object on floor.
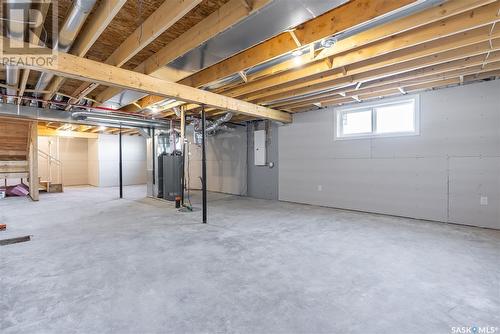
[0,224,6,231]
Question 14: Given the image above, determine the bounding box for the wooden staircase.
[38,149,63,193]
[0,118,37,200]
[1,118,64,198]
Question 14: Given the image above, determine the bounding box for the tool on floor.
[0,235,31,246]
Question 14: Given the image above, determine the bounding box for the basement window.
[335,96,420,140]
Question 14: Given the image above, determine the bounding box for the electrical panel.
[254,130,266,166]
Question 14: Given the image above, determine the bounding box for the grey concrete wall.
[247,121,279,200]
[279,80,500,229]
[187,125,247,195]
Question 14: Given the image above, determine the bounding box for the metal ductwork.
[0,103,169,129]
[206,112,233,133]
[34,0,96,95]
[72,111,169,129]
[5,0,31,103]
[190,112,233,139]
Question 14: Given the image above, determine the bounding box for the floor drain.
[0,235,31,246]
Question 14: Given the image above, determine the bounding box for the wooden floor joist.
[93,0,272,106]
[172,1,500,117]
[2,38,291,123]
[113,0,418,114]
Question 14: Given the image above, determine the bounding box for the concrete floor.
[1,185,499,333]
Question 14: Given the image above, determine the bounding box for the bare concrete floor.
[1,185,499,333]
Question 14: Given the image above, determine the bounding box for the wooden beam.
[71,0,127,57]
[305,70,500,110]
[123,0,444,113]
[288,30,302,47]
[178,25,499,114]
[277,59,500,109]
[44,0,127,100]
[37,126,99,139]
[64,0,203,104]
[223,2,500,100]
[3,41,291,123]
[28,122,39,201]
[18,1,50,102]
[94,0,272,104]
[249,25,500,103]
[178,0,418,89]
[107,0,202,68]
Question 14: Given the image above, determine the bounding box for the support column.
[119,125,123,199]
[180,108,186,205]
[201,105,207,224]
[28,121,39,201]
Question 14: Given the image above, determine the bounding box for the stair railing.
[38,149,63,185]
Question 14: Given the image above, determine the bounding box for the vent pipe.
[5,0,31,103]
[72,111,170,129]
[34,0,96,95]
[191,112,233,137]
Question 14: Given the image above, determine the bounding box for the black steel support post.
[152,128,155,186]
[201,105,207,224]
[119,124,123,199]
[181,141,186,205]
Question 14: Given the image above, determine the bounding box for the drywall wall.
[247,121,279,200]
[97,134,147,187]
[279,80,500,229]
[87,138,99,187]
[186,125,247,195]
[38,136,90,186]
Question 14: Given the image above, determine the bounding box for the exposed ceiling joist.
[65,0,202,102]
[112,0,417,113]
[278,59,500,109]
[261,37,500,106]
[223,1,500,100]
[178,0,419,89]
[43,0,128,100]
[220,0,494,94]
[17,1,50,102]
[108,0,203,68]
[3,39,291,123]
[94,0,272,105]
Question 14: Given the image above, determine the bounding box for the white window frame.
[334,95,420,140]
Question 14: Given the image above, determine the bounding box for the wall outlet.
[317,185,322,191]
[480,196,488,206]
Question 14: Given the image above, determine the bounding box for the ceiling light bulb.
[293,56,303,66]
[292,50,303,57]
[99,126,107,131]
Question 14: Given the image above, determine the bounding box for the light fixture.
[293,56,303,66]
[99,125,107,131]
[291,50,303,57]
[58,130,74,138]
[150,106,159,114]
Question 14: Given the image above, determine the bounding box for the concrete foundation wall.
[187,125,247,195]
[279,80,500,229]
